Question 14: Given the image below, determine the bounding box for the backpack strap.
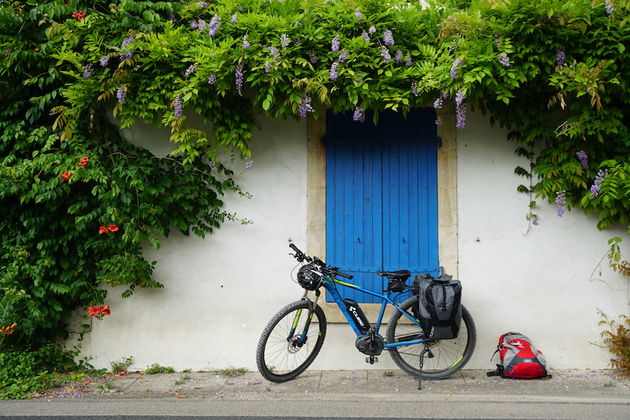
[486,364,504,377]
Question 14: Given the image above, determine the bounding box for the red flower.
[108,224,119,232]
[33,47,39,52]
[88,305,111,318]
[71,11,86,20]
[0,322,17,336]
[60,171,72,182]
[98,225,108,234]
[79,156,89,167]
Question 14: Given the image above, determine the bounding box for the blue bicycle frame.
[321,275,430,349]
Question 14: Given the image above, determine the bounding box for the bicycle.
[255,244,476,387]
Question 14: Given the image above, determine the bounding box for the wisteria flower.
[353,106,366,123]
[354,10,363,22]
[116,86,126,104]
[299,95,314,118]
[280,33,290,49]
[196,1,208,6]
[245,159,254,169]
[362,31,370,42]
[174,95,183,118]
[380,46,391,63]
[405,56,413,67]
[184,63,199,77]
[556,49,565,67]
[455,90,466,128]
[235,60,245,95]
[99,56,109,67]
[451,58,463,79]
[383,29,395,46]
[265,61,272,73]
[330,62,339,81]
[605,0,614,17]
[368,26,376,34]
[309,55,318,64]
[268,46,280,61]
[82,63,93,79]
[208,74,217,85]
[498,52,510,67]
[555,190,566,216]
[119,37,135,61]
[433,96,443,110]
[394,50,403,64]
[331,35,340,52]
[435,117,442,126]
[209,14,220,37]
[590,169,608,197]
[576,151,588,169]
[339,52,349,63]
[411,82,419,97]
[231,13,238,24]
[243,35,250,49]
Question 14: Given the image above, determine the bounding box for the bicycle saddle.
[376,270,411,281]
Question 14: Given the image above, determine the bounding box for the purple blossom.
[209,160,216,169]
[494,36,502,48]
[451,58,463,79]
[184,63,199,77]
[555,190,566,216]
[448,40,457,52]
[433,96,443,110]
[120,51,133,61]
[605,0,614,17]
[298,95,313,118]
[195,19,207,32]
[362,31,370,42]
[245,159,254,169]
[99,56,109,67]
[280,34,290,49]
[383,29,395,46]
[309,55,318,64]
[576,151,588,169]
[331,35,340,52]
[380,46,391,63]
[82,63,93,79]
[231,13,238,24]
[235,60,245,95]
[330,62,339,81]
[498,52,510,67]
[394,50,403,63]
[116,86,126,105]
[368,26,376,34]
[405,56,413,67]
[196,1,208,6]
[455,90,466,128]
[120,36,134,49]
[190,21,199,29]
[268,46,280,60]
[556,49,565,67]
[411,82,419,97]
[243,35,250,49]
[354,10,363,22]
[174,95,183,118]
[209,15,220,37]
[435,117,442,126]
[353,106,365,123]
[338,52,349,63]
[208,74,217,85]
[590,169,608,197]
[265,61,272,73]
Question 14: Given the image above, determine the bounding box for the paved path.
[1,369,629,419]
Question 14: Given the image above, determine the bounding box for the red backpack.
[487,332,551,379]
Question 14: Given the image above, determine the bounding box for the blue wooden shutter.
[326,109,439,303]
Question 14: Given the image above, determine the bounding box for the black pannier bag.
[413,273,462,340]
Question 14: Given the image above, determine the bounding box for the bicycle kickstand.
[418,344,430,391]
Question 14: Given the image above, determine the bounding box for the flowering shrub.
[0,0,628,356]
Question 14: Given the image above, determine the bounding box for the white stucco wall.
[75,110,629,373]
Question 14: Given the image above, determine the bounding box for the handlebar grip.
[289,243,301,253]
[337,271,353,280]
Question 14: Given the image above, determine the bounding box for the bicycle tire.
[386,296,476,379]
[256,300,327,383]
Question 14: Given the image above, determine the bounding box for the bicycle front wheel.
[386,296,476,380]
[256,300,327,383]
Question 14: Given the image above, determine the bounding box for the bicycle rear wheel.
[386,296,476,380]
[256,300,327,383]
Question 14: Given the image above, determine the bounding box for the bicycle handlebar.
[289,244,353,279]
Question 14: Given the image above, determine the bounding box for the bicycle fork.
[287,290,321,346]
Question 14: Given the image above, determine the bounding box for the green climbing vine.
[1,0,628,356]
